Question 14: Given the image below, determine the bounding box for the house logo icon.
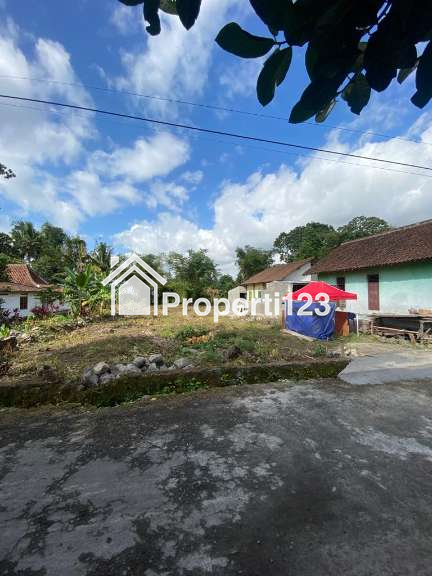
[102,254,167,316]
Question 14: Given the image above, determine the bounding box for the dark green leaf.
[315,98,336,123]
[176,0,201,30]
[353,0,383,27]
[257,47,292,106]
[364,8,401,91]
[289,101,317,123]
[289,74,344,123]
[395,43,417,69]
[398,61,418,84]
[159,0,177,15]
[216,23,275,59]
[283,0,337,46]
[250,0,292,32]
[143,0,160,35]
[342,73,371,114]
[305,44,318,80]
[411,41,432,108]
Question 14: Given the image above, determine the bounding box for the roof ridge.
[340,218,432,246]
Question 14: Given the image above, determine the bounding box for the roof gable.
[309,219,432,274]
[6,264,49,287]
[244,259,311,284]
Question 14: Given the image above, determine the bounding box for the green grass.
[2,308,344,387]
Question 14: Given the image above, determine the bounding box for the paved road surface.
[1,379,432,575]
[339,350,432,385]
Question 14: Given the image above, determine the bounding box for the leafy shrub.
[0,324,11,339]
[0,302,20,325]
[175,325,210,341]
[31,304,60,319]
[312,343,327,357]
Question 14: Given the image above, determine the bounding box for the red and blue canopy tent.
[282,281,358,302]
[282,281,359,337]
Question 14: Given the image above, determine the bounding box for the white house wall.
[284,262,314,283]
[0,294,68,318]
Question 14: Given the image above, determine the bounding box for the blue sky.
[0,0,431,273]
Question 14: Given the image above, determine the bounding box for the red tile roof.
[244,259,311,284]
[6,264,49,287]
[0,264,57,294]
[309,219,432,274]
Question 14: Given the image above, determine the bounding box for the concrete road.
[1,379,432,576]
[339,350,432,385]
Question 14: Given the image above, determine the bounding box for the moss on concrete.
[0,359,348,408]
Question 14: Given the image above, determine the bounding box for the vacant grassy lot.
[1,308,344,386]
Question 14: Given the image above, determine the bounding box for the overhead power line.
[1,99,431,180]
[1,93,431,173]
[0,99,430,181]
[0,74,429,147]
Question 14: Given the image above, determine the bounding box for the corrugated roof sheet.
[244,259,311,284]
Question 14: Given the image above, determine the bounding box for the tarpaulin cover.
[285,301,336,340]
[283,281,358,302]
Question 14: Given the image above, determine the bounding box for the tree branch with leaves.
[119,0,432,122]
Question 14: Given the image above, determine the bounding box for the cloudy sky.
[0,0,431,273]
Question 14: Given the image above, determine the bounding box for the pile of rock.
[82,354,194,388]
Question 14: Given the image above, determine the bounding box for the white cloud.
[110,3,140,35]
[181,170,203,185]
[115,118,432,274]
[89,132,189,183]
[0,21,96,230]
[146,180,189,211]
[0,165,84,231]
[66,171,141,217]
[219,59,262,100]
[113,0,243,117]
[0,20,192,231]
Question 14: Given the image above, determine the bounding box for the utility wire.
[0,74,428,147]
[1,93,431,173]
[2,100,431,180]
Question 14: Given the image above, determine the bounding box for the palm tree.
[10,221,41,262]
[90,242,113,274]
[63,237,88,272]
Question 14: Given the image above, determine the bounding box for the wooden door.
[367,274,380,311]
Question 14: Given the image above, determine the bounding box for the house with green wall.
[308,219,432,316]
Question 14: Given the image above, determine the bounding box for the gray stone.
[124,364,142,375]
[133,356,148,369]
[147,363,159,372]
[82,368,98,388]
[113,364,141,377]
[148,353,164,366]
[99,372,116,386]
[173,357,191,369]
[93,362,110,376]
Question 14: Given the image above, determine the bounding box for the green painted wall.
[246,283,265,300]
[319,261,432,315]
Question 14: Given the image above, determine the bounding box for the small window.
[20,295,28,310]
[336,277,346,291]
